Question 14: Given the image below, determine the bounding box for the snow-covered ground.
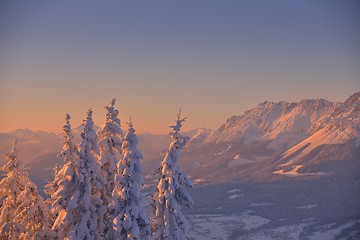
[249,202,274,207]
[228,158,253,167]
[187,213,359,240]
[186,178,360,240]
[227,188,242,194]
[187,212,270,240]
[214,145,232,156]
[228,193,245,199]
[307,221,359,240]
[297,204,317,209]
[274,164,328,177]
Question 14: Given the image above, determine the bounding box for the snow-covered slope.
[189,98,338,151]
[273,92,360,177]
[183,92,360,183]
[186,128,212,151]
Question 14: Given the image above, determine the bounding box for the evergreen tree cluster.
[0,100,193,240]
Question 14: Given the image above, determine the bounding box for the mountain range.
[181,91,360,184]
[1,92,359,186]
[0,91,359,239]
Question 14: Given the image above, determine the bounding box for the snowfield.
[187,214,359,240]
[187,213,270,240]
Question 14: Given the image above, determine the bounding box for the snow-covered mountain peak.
[322,91,360,140]
[181,92,360,184]
[200,98,338,151]
[10,128,36,139]
[8,128,58,141]
[183,94,359,179]
[344,91,360,106]
[331,91,360,119]
[271,93,360,177]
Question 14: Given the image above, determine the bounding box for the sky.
[0,0,359,134]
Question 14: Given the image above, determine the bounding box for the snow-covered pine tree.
[15,180,51,240]
[0,139,27,240]
[0,222,26,240]
[112,118,150,240]
[0,139,50,240]
[69,109,105,240]
[44,113,80,239]
[98,98,123,239]
[152,110,194,240]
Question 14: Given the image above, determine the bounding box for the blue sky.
[0,1,359,133]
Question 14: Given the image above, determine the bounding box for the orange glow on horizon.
[0,106,206,135]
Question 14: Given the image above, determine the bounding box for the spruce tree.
[45,113,80,239]
[15,180,51,240]
[113,118,150,240]
[98,99,123,239]
[70,109,105,240]
[0,139,50,240]
[152,110,193,240]
[0,139,27,240]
